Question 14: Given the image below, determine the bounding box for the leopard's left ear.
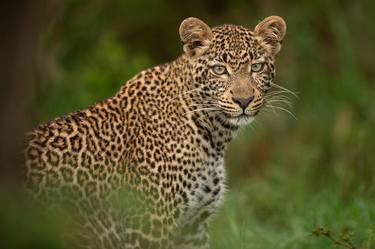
[179,17,213,57]
[254,16,286,56]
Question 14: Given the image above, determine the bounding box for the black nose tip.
[232,96,254,110]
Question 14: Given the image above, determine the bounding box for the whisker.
[266,96,293,104]
[265,104,278,116]
[266,90,293,97]
[270,83,298,98]
[188,101,236,113]
[266,104,297,120]
[266,99,293,108]
[184,107,220,115]
[266,91,296,101]
[187,103,223,111]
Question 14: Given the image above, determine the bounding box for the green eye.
[212,65,227,75]
[251,63,264,72]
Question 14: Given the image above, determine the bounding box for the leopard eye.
[211,65,228,75]
[251,63,264,73]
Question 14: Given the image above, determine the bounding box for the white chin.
[227,116,255,126]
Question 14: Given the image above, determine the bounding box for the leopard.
[25,16,287,249]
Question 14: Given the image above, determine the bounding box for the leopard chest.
[176,155,227,225]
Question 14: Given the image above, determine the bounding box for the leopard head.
[179,16,286,126]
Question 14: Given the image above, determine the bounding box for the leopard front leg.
[62,189,177,249]
[174,221,210,249]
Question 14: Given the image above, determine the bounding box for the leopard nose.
[232,96,254,110]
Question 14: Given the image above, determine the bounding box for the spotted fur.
[25,16,286,249]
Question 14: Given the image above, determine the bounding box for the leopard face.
[180,16,286,126]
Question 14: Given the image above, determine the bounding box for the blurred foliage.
[4,0,375,248]
[210,167,375,249]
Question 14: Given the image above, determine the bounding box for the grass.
[210,164,375,249]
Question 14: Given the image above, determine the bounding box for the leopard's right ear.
[254,16,286,56]
[179,17,213,57]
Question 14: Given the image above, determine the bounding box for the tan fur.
[179,17,213,57]
[254,16,286,56]
[25,16,286,249]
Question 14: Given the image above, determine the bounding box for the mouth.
[230,110,259,119]
[232,113,250,120]
[224,110,260,126]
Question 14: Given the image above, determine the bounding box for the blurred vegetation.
[1,0,375,248]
